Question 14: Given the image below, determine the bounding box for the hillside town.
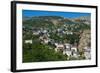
[23,16,91,62]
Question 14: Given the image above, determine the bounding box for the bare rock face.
[78,30,91,52]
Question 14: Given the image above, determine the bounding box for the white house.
[71,47,77,52]
[62,43,71,56]
[72,51,79,58]
[64,43,71,49]
[43,30,48,33]
[33,31,40,35]
[63,50,72,56]
[57,28,61,32]
[84,47,91,59]
[25,40,32,44]
[71,47,78,58]
[66,31,73,35]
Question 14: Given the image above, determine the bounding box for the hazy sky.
[23,10,91,18]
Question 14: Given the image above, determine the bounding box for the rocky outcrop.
[78,30,91,52]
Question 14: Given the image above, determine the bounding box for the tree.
[23,43,67,62]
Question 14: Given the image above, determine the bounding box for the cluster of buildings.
[24,27,91,60]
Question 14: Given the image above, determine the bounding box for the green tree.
[23,43,68,62]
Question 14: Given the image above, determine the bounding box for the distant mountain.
[72,16,91,25]
[32,16,64,19]
[23,16,91,31]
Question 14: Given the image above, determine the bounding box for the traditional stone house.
[54,43,64,52]
[39,35,50,44]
